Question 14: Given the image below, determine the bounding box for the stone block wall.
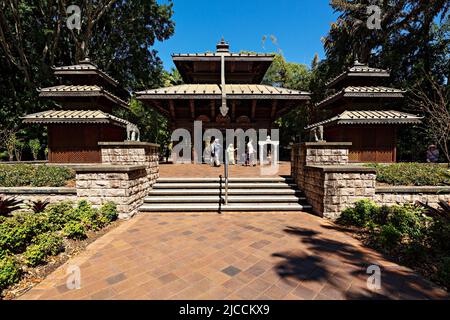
[99,142,159,188]
[0,187,77,204]
[292,142,377,220]
[303,166,377,219]
[75,165,149,219]
[375,186,450,208]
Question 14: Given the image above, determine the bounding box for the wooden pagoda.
[306,60,422,163]
[23,58,131,163]
[136,39,310,133]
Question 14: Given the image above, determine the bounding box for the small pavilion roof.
[315,86,405,109]
[172,39,275,84]
[305,110,422,130]
[39,85,129,109]
[22,110,130,127]
[326,61,390,89]
[53,58,120,87]
[136,84,310,100]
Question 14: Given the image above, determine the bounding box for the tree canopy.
[0,0,175,160]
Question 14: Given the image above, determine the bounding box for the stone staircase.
[139,176,311,212]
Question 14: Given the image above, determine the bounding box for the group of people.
[209,138,257,167]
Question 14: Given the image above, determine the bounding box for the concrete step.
[144,195,305,204]
[139,203,312,212]
[153,182,296,189]
[147,189,304,196]
[158,177,294,183]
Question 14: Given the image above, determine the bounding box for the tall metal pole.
[220,53,229,205]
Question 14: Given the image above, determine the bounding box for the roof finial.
[216,37,230,53]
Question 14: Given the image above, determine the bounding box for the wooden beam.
[270,100,278,120]
[210,100,216,120]
[251,100,257,120]
[231,100,236,121]
[150,101,170,116]
[169,100,176,119]
[189,99,195,119]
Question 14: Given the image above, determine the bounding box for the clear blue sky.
[154,0,338,71]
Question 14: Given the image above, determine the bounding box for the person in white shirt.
[247,139,256,167]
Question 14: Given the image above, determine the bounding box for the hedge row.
[0,164,75,187]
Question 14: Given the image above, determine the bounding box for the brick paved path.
[20,212,448,300]
[159,162,291,178]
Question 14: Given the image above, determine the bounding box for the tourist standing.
[211,138,222,167]
[227,144,238,165]
[247,139,256,167]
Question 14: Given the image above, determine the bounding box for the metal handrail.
[224,151,229,205]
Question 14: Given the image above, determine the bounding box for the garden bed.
[336,200,450,291]
[0,199,120,300]
[367,163,450,186]
[0,164,75,188]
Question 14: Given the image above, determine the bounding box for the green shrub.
[337,199,379,227]
[31,165,75,187]
[24,232,64,266]
[63,221,87,240]
[387,205,427,240]
[0,256,21,290]
[367,163,450,186]
[0,164,75,188]
[45,201,74,230]
[100,202,118,223]
[28,139,41,161]
[429,218,450,252]
[438,257,450,288]
[0,212,51,253]
[378,224,403,249]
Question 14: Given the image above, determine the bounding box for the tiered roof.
[307,60,421,128]
[25,58,131,126]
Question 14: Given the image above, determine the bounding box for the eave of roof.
[53,61,120,87]
[39,85,129,109]
[136,84,311,100]
[326,62,390,88]
[21,110,130,127]
[305,110,423,130]
[315,86,405,109]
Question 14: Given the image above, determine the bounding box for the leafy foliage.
[28,139,41,161]
[0,199,118,293]
[27,199,50,214]
[337,200,450,289]
[0,164,75,187]
[63,221,87,240]
[24,232,64,267]
[0,1,175,157]
[368,163,450,186]
[100,202,119,223]
[0,196,23,217]
[0,256,21,291]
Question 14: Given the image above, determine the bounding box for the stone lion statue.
[310,125,324,142]
[126,123,140,142]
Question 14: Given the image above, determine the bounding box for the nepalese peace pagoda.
[22,58,137,163]
[306,60,422,163]
[22,39,422,164]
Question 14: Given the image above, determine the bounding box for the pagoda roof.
[39,85,129,109]
[53,58,120,87]
[305,110,422,130]
[326,61,390,89]
[315,86,405,109]
[22,110,130,127]
[172,39,275,84]
[136,84,310,100]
